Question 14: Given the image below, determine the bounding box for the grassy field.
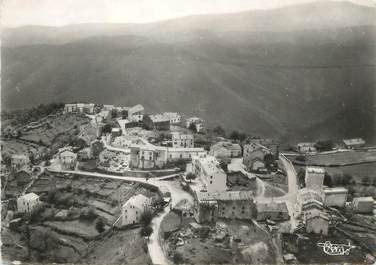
[1,139,46,157]
[303,150,376,166]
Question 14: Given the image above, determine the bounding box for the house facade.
[297,142,317,154]
[190,154,227,192]
[305,209,329,235]
[255,202,290,222]
[243,143,269,172]
[56,148,77,170]
[186,117,204,132]
[163,112,182,124]
[17,193,40,213]
[353,197,374,213]
[194,191,255,224]
[122,194,152,225]
[305,167,325,191]
[171,132,194,148]
[128,104,145,122]
[343,138,365,149]
[323,187,348,208]
[143,114,170,131]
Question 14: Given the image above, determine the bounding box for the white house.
[56,148,77,170]
[353,197,375,213]
[305,209,329,235]
[186,117,204,132]
[305,167,325,191]
[17,193,40,213]
[122,194,152,225]
[128,104,145,122]
[172,132,194,148]
[190,154,227,192]
[297,142,317,154]
[323,187,348,208]
[210,141,241,158]
[164,112,182,124]
[343,138,365,149]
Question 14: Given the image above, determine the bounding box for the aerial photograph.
[1,0,376,264]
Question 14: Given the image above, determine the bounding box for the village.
[1,102,376,264]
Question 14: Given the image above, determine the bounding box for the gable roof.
[19,192,39,201]
[196,191,253,202]
[343,138,365,146]
[124,194,151,210]
[256,201,288,213]
[130,104,144,113]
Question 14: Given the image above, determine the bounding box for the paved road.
[279,154,298,198]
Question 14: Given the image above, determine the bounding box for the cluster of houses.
[294,166,375,235]
[296,138,366,154]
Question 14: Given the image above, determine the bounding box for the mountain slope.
[3,1,376,47]
[2,2,376,143]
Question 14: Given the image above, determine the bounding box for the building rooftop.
[306,167,325,174]
[196,191,253,202]
[353,196,375,203]
[124,194,151,210]
[323,187,348,194]
[299,188,323,203]
[343,138,365,146]
[212,141,241,151]
[149,114,170,123]
[129,104,144,113]
[19,192,39,201]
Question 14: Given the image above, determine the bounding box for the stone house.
[255,201,290,222]
[186,117,204,132]
[91,140,104,158]
[297,142,317,154]
[305,167,325,192]
[17,193,40,213]
[343,138,365,149]
[189,154,227,192]
[209,141,241,159]
[128,104,145,122]
[243,143,270,172]
[56,148,77,170]
[322,187,348,208]
[194,191,254,224]
[353,197,374,213]
[171,132,194,148]
[143,114,170,131]
[305,209,329,235]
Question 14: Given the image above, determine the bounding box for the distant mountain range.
[2,1,376,143]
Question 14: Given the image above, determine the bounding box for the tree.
[140,208,153,227]
[188,123,197,133]
[173,252,184,264]
[264,153,275,169]
[213,125,226,137]
[95,217,105,233]
[314,140,334,152]
[186,172,196,183]
[102,123,112,135]
[140,225,153,239]
[323,173,333,187]
[229,130,247,142]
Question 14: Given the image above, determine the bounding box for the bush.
[140,209,153,227]
[80,206,97,220]
[173,251,184,264]
[140,225,153,238]
[198,226,210,239]
[186,172,196,182]
[95,217,106,233]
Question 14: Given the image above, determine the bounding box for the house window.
[222,207,225,210]
[210,181,212,184]
[241,211,245,214]
[232,206,235,210]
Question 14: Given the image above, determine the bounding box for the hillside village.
[1,102,376,264]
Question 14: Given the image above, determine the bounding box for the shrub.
[140,225,153,238]
[173,251,184,264]
[186,172,196,183]
[95,217,106,233]
[80,206,97,220]
[140,209,153,227]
